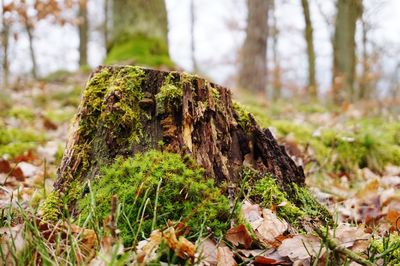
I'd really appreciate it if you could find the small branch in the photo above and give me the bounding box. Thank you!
[314,227,376,266]
[110,195,117,238]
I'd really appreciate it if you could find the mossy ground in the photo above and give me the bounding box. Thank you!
[243,169,330,227]
[76,150,231,246]
[235,91,400,179]
[0,127,46,158]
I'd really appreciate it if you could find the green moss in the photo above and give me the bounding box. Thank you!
[245,172,304,225]
[41,69,73,82]
[40,192,62,222]
[0,128,46,158]
[233,101,251,129]
[291,184,331,223]
[105,35,173,67]
[369,233,400,264]
[77,150,230,246]
[50,86,82,107]
[155,73,184,115]
[80,66,146,144]
[7,106,35,121]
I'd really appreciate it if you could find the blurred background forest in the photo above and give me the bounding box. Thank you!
[1,0,400,107]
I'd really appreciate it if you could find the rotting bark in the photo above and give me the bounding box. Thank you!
[55,65,305,209]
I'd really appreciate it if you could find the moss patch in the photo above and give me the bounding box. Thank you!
[369,233,400,264]
[233,101,251,129]
[105,35,173,67]
[155,73,184,115]
[0,127,46,158]
[77,150,230,245]
[244,170,331,227]
[40,192,62,222]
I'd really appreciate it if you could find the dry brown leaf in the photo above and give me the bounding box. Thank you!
[386,201,400,230]
[0,224,25,264]
[225,224,252,249]
[198,238,218,265]
[278,235,325,262]
[217,246,237,266]
[255,209,288,244]
[0,159,11,173]
[333,224,370,249]
[241,200,262,228]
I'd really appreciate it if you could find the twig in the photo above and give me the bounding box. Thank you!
[314,227,376,266]
[110,195,117,238]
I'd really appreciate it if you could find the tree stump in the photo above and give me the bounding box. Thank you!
[51,65,332,234]
[55,65,305,193]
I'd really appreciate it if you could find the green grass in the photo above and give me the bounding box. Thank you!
[0,127,46,158]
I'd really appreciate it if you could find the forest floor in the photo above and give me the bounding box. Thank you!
[0,70,399,265]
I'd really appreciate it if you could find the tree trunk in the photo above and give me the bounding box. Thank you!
[55,66,307,209]
[238,0,270,96]
[26,23,38,79]
[1,0,9,88]
[78,0,88,67]
[271,0,281,100]
[301,0,317,99]
[190,0,198,72]
[332,0,362,104]
[106,0,171,66]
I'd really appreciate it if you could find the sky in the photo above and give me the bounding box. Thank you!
[4,0,400,96]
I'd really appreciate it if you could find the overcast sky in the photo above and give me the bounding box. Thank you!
[5,0,400,96]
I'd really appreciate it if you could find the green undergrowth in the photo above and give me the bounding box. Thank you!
[369,233,400,264]
[76,150,230,246]
[243,169,331,228]
[0,127,46,158]
[105,35,174,67]
[235,96,400,176]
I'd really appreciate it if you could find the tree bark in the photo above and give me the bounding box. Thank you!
[78,0,88,67]
[238,0,270,96]
[271,0,281,100]
[301,0,317,99]
[332,0,362,104]
[106,0,170,66]
[25,23,38,79]
[1,0,9,88]
[55,66,305,204]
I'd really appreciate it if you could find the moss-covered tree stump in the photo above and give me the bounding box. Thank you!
[50,66,329,242]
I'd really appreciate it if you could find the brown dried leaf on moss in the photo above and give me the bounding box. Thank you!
[225,224,253,249]
[278,234,325,263]
[217,246,237,266]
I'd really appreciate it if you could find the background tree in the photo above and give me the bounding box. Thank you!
[190,0,198,72]
[238,0,270,96]
[78,0,88,67]
[271,0,281,100]
[301,0,317,99]
[1,0,10,88]
[332,0,363,104]
[105,0,172,67]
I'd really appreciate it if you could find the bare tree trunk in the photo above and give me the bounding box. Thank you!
[358,16,370,100]
[238,0,270,96]
[332,0,362,104]
[78,0,89,67]
[301,0,317,99]
[190,0,198,72]
[1,0,9,88]
[103,0,109,52]
[107,0,170,65]
[271,0,281,100]
[25,23,38,79]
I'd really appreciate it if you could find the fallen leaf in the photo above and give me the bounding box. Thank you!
[255,209,288,245]
[198,238,217,265]
[225,224,252,249]
[217,246,236,266]
[0,159,11,173]
[278,234,325,262]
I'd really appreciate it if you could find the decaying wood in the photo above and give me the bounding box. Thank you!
[55,65,305,197]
